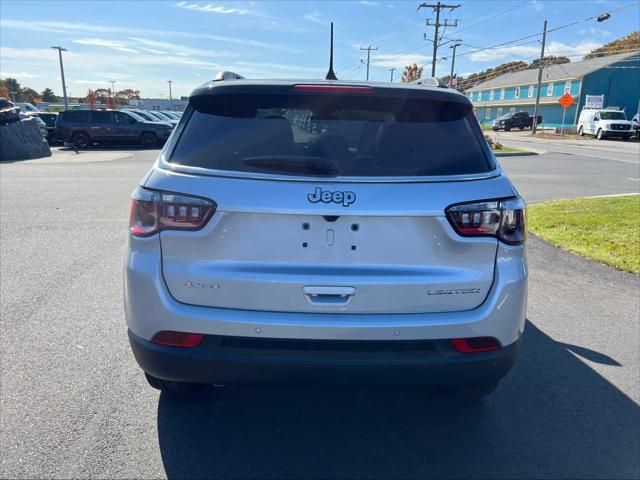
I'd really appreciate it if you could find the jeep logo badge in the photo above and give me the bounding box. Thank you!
[308,187,356,207]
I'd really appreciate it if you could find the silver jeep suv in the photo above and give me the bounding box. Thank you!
[124,79,527,397]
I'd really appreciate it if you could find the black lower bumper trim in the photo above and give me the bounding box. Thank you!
[128,330,521,386]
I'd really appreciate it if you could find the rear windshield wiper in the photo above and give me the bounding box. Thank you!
[242,156,338,176]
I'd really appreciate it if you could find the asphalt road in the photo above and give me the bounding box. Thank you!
[1,146,638,479]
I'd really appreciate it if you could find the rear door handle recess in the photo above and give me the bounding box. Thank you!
[303,286,356,306]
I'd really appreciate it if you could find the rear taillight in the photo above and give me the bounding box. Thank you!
[129,187,216,237]
[446,197,526,245]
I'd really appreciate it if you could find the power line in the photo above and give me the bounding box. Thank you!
[360,45,379,80]
[418,2,460,76]
[454,1,639,60]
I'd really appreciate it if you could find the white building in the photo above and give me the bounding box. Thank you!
[127,97,188,111]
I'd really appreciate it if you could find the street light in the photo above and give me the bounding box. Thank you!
[448,40,463,87]
[167,80,173,111]
[51,46,68,110]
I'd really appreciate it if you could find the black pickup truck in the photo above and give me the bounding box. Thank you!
[492,111,542,131]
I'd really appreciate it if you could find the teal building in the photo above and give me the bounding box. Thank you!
[465,51,640,127]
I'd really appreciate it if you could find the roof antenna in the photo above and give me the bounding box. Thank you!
[325,22,337,80]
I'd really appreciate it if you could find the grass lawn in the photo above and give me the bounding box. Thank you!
[528,195,640,274]
[493,147,529,154]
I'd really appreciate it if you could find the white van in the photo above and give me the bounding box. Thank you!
[577,108,633,140]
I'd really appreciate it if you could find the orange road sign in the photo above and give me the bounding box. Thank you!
[559,93,574,109]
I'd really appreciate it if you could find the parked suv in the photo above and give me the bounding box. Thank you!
[577,108,633,140]
[125,79,528,398]
[55,109,174,148]
[492,111,541,131]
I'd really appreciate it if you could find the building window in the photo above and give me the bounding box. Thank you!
[564,81,571,94]
[546,83,554,96]
[489,90,494,101]
[514,86,521,99]
[485,108,492,120]
[528,85,534,98]
[497,107,503,117]
[499,88,505,100]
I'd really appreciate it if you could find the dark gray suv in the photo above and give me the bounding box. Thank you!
[55,109,174,149]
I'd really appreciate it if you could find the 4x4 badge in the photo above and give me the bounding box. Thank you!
[308,187,356,207]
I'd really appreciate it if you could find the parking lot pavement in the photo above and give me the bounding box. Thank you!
[493,130,640,164]
[498,149,640,203]
[1,149,638,479]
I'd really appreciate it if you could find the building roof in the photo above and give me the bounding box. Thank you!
[467,51,639,91]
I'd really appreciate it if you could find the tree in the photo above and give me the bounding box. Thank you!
[0,78,22,101]
[115,88,140,105]
[85,89,97,109]
[0,83,9,100]
[529,55,570,69]
[584,31,639,59]
[401,63,423,84]
[20,87,42,104]
[40,88,59,102]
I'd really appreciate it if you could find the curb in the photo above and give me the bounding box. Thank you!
[494,151,540,157]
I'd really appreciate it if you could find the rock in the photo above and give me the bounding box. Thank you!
[0,117,52,161]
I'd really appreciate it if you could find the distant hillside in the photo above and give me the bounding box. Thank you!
[584,31,639,59]
[455,32,639,91]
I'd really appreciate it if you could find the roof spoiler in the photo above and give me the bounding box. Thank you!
[410,77,447,88]
[212,71,245,81]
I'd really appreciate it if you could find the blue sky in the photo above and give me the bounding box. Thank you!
[1,0,638,98]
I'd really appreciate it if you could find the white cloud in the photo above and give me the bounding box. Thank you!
[579,27,612,38]
[468,40,604,63]
[0,71,41,79]
[74,80,111,85]
[359,1,379,5]
[72,38,138,53]
[0,19,302,52]
[128,36,237,58]
[371,53,429,68]
[176,1,252,16]
[304,10,330,26]
[531,0,543,12]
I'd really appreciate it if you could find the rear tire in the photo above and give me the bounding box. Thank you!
[518,126,524,130]
[596,128,604,140]
[72,131,91,149]
[144,372,199,392]
[578,126,584,136]
[455,382,499,398]
[504,126,511,132]
[140,132,158,148]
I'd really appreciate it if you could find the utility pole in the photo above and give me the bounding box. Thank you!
[449,41,462,84]
[51,46,68,110]
[110,80,116,106]
[167,80,173,110]
[10,91,17,102]
[531,20,547,135]
[389,68,396,82]
[419,2,460,77]
[360,45,378,81]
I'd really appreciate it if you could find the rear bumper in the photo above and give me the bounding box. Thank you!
[129,329,521,386]
[124,235,527,346]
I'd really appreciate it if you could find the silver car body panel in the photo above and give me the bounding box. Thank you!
[124,234,527,345]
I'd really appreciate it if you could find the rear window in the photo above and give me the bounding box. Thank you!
[62,111,89,123]
[170,93,493,177]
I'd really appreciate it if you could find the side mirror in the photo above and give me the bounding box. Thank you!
[593,116,599,121]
